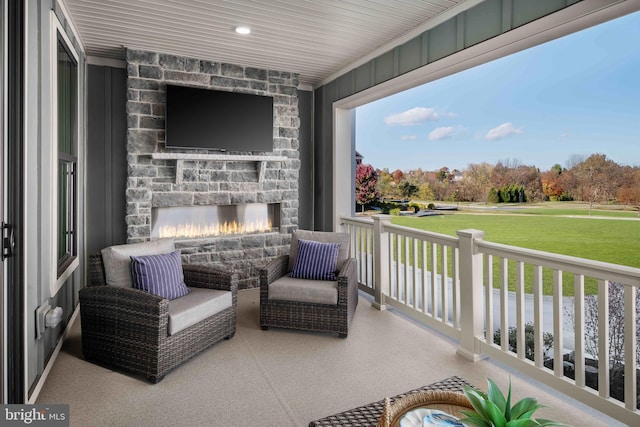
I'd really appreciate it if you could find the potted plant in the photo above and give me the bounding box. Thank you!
[460,378,567,427]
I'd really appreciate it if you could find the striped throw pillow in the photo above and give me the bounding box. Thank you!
[130,250,190,300]
[289,239,340,281]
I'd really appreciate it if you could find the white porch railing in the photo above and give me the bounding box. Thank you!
[341,214,640,426]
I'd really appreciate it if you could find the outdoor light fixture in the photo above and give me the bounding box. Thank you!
[235,26,251,35]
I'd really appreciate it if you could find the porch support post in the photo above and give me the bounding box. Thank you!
[372,215,391,310]
[456,229,486,362]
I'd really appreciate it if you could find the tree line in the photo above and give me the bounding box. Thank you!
[355,153,640,210]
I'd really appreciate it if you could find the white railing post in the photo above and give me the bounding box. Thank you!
[372,215,391,310]
[624,284,637,411]
[456,229,486,362]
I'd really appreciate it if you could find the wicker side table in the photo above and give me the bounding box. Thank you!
[308,376,472,427]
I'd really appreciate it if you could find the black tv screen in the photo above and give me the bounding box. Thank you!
[165,85,274,152]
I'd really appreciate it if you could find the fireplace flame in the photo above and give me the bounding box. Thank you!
[158,218,273,240]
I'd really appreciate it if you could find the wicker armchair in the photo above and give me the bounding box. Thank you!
[79,253,238,383]
[259,231,358,337]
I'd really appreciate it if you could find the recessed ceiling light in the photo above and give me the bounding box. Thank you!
[235,26,251,35]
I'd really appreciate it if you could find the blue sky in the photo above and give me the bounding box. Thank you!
[356,11,640,173]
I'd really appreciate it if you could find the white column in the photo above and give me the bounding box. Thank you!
[333,107,354,231]
[456,229,486,362]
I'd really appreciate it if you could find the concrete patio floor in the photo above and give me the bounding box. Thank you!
[35,288,621,426]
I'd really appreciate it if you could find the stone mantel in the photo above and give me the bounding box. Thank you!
[150,153,289,184]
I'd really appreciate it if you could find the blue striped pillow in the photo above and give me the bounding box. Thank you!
[290,239,340,281]
[130,250,190,300]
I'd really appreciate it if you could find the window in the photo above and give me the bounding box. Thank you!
[55,33,78,278]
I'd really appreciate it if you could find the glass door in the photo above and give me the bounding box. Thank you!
[0,0,7,404]
[3,0,24,403]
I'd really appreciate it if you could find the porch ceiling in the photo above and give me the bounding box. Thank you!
[60,0,476,87]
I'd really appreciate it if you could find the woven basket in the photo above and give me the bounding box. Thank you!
[377,390,473,427]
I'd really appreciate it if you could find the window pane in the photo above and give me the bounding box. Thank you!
[56,34,78,276]
[57,38,76,156]
[58,160,71,262]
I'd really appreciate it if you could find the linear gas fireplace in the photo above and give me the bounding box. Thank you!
[151,203,281,240]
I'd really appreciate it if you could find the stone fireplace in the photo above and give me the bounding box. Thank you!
[125,49,300,288]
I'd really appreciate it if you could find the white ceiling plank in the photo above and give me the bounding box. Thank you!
[61,0,469,86]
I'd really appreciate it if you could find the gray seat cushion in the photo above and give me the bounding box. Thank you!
[268,275,338,305]
[168,287,233,335]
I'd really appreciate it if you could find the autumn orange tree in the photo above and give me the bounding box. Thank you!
[355,163,379,211]
[541,164,565,200]
[363,152,639,207]
[568,154,620,214]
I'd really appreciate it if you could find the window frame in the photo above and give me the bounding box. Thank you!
[50,13,80,293]
[57,153,77,274]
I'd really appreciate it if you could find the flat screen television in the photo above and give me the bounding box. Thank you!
[165,84,274,152]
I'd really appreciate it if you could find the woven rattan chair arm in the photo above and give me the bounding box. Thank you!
[80,285,167,315]
[258,255,288,308]
[258,255,289,286]
[338,257,357,280]
[337,257,357,307]
[88,252,107,286]
[79,286,169,341]
[183,264,238,293]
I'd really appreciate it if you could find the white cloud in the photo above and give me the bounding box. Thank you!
[428,127,455,141]
[485,122,523,140]
[401,135,417,141]
[384,107,439,126]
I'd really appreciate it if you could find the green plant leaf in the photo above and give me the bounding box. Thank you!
[464,388,494,421]
[505,380,512,420]
[464,388,490,416]
[458,414,492,427]
[464,385,488,401]
[535,418,570,426]
[462,379,564,427]
[504,420,539,427]
[483,400,508,427]
[519,408,544,420]
[487,379,508,415]
[510,398,542,419]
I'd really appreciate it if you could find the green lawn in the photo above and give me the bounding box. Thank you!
[487,207,637,218]
[390,213,640,295]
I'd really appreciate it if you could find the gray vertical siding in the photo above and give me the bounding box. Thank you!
[313,84,336,231]
[298,89,313,230]
[86,65,128,255]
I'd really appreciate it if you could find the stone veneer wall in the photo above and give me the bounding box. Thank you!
[125,49,300,288]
